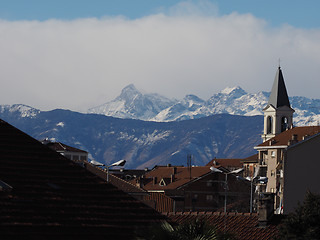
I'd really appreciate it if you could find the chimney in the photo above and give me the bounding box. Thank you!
[258,193,275,227]
[302,134,310,140]
[288,134,299,146]
[153,177,157,185]
[173,167,177,174]
[292,134,298,141]
[136,178,143,188]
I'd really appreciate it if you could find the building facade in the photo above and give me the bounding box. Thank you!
[255,66,320,214]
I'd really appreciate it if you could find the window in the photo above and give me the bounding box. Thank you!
[267,116,273,134]
[271,170,275,177]
[207,180,213,187]
[206,195,213,201]
[271,151,275,157]
[159,179,166,186]
[281,117,288,132]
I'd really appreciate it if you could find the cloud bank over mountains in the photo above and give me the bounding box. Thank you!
[1,1,319,112]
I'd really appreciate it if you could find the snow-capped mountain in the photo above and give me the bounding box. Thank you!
[88,84,320,126]
[88,84,177,120]
[0,104,40,118]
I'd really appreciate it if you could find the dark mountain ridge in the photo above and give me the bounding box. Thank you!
[0,107,263,169]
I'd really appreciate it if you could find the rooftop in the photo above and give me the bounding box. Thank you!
[0,119,163,239]
[256,126,320,148]
[134,165,213,191]
[164,211,282,240]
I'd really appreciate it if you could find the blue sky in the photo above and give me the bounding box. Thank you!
[1,0,319,28]
[1,0,320,111]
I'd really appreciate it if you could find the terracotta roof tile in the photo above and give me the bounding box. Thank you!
[257,126,320,147]
[164,211,281,240]
[143,192,174,212]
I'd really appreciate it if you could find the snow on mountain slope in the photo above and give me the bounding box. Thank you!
[89,85,320,126]
[88,84,177,120]
[0,104,40,118]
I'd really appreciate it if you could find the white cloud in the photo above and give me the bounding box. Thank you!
[0,1,320,112]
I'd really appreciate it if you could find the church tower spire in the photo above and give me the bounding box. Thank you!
[262,66,295,142]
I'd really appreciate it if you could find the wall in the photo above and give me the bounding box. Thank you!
[284,134,320,214]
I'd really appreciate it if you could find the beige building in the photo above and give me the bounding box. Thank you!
[254,66,320,214]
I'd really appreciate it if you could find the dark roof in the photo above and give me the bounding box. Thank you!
[0,119,163,239]
[45,141,88,153]
[241,154,259,163]
[85,162,147,194]
[164,212,282,240]
[206,158,243,169]
[134,166,212,191]
[266,67,291,109]
[257,126,320,147]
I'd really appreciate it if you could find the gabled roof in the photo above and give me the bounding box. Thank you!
[0,119,163,239]
[164,212,282,240]
[135,166,212,191]
[256,126,320,148]
[266,67,291,109]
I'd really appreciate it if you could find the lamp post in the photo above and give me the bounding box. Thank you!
[210,167,244,213]
[90,159,126,182]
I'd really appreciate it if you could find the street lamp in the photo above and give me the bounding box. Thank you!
[210,167,244,213]
[90,159,126,182]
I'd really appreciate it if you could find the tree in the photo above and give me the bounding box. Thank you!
[277,191,320,239]
[135,218,237,240]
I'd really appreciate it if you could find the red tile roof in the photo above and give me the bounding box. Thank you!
[206,158,243,169]
[257,126,320,147]
[0,119,164,239]
[143,192,175,213]
[241,154,259,163]
[164,211,282,240]
[135,166,212,191]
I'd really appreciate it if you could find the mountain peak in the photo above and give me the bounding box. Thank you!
[220,86,246,95]
[119,84,142,101]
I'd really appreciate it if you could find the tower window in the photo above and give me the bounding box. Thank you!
[281,117,288,132]
[267,116,273,134]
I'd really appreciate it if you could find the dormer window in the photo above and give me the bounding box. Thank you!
[159,179,166,186]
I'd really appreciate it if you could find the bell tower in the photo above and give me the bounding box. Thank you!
[261,66,294,142]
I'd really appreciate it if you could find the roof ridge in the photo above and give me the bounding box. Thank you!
[86,161,147,193]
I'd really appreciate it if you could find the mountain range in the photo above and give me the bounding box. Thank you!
[0,85,319,169]
[0,106,262,169]
[88,84,320,126]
